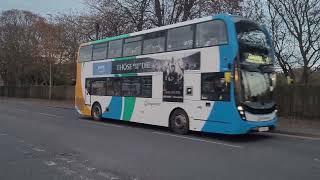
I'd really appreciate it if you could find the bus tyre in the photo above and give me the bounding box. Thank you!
[91,103,102,121]
[170,109,189,134]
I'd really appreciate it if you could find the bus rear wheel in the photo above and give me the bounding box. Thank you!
[169,109,189,134]
[91,103,102,121]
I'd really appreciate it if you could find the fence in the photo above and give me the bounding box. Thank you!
[0,86,74,100]
[274,85,320,119]
[0,85,319,119]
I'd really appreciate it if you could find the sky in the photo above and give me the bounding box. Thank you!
[0,0,87,16]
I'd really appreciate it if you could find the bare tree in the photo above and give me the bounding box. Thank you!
[0,10,83,86]
[268,0,320,84]
[241,0,266,23]
[85,0,151,34]
[204,0,242,16]
[0,10,46,86]
[152,0,241,27]
[266,1,297,82]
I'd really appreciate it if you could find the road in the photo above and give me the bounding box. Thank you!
[0,99,319,180]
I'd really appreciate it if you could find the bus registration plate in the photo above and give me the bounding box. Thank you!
[258,127,269,132]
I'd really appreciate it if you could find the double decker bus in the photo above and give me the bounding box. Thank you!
[75,14,277,135]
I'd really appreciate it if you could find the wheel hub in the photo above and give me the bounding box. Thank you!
[174,114,187,128]
[93,107,101,118]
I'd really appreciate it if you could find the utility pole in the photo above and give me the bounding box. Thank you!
[47,13,53,100]
[49,61,52,100]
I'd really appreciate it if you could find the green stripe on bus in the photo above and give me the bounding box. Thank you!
[114,56,136,61]
[123,97,136,121]
[115,73,138,77]
[90,34,130,45]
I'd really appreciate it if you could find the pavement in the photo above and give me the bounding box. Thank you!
[0,97,320,179]
[275,117,320,137]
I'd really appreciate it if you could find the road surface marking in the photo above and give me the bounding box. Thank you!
[86,167,96,171]
[152,132,243,149]
[58,157,69,161]
[32,147,46,152]
[315,158,320,162]
[97,172,120,180]
[38,112,63,118]
[0,133,8,136]
[16,108,64,119]
[44,161,57,166]
[265,132,320,141]
[16,108,28,112]
[80,119,124,128]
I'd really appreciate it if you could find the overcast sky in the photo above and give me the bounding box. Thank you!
[0,0,86,16]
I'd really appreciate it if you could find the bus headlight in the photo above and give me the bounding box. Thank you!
[237,106,244,111]
[237,106,246,119]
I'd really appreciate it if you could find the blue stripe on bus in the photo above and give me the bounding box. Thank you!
[213,14,239,71]
[102,96,122,120]
[202,14,240,133]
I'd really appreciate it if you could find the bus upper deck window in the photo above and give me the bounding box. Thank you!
[167,25,194,51]
[196,20,227,48]
[143,31,165,54]
[92,43,108,60]
[79,45,92,62]
[108,39,123,58]
[123,36,142,57]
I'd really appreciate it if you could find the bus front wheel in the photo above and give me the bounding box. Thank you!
[91,103,102,121]
[169,109,189,134]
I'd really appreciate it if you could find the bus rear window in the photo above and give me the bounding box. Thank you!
[79,45,92,62]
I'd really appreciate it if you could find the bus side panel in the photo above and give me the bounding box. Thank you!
[128,74,170,127]
[90,95,112,118]
[75,62,91,116]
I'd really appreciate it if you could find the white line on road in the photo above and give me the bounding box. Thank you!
[16,108,64,119]
[86,167,96,171]
[97,171,120,180]
[265,132,320,141]
[152,131,243,149]
[44,161,57,166]
[38,112,63,118]
[32,147,46,152]
[0,133,8,136]
[80,119,124,128]
[16,108,28,112]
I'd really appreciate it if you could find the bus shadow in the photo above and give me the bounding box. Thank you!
[78,116,273,143]
[190,131,273,144]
